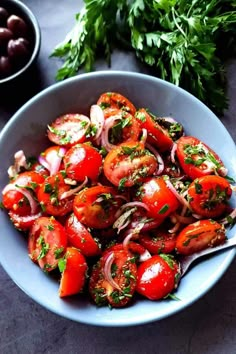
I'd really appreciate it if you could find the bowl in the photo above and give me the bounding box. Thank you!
[0,0,41,84]
[0,71,235,327]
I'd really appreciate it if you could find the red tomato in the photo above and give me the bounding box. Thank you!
[97,92,136,116]
[103,241,146,258]
[65,213,101,257]
[136,254,179,300]
[47,113,90,147]
[2,171,44,215]
[89,249,137,307]
[28,216,67,271]
[176,136,224,180]
[139,228,177,254]
[175,219,226,255]
[103,108,141,143]
[31,162,50,177]
[188,175,232,218]
[59,247,88,297]
[103,141,158,188]
[135,108,173,152]
[73,185,121,229]
[37,173,74,216]
[137,177,180,220]
[64,143,102,182]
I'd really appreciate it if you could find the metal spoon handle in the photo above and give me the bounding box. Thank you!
[180,235,236,276]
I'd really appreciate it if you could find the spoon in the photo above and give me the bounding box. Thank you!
[178,235,236,277]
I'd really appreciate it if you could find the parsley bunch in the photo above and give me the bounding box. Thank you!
[51,0,236,115]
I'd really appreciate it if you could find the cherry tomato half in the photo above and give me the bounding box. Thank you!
[64,143,102,182]
[37,172,74,216]
[97,92,136,116]
[89,249,137,307]
[139,228,177,254]
[188,175,232,218]
[136,254,180,300]
[175,219,226,255]
[176,136,224,180]
[65,213,101,257]
[28,216,67,271]
[135,108,173,152]
[103,141,157,188]
[137,177,180,220]
[73,185,121,229]
[2,171,44,216]
[59,247,88,297]
[47,113,90,147]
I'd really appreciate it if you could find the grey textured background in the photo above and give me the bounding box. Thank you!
[0,1,236,353]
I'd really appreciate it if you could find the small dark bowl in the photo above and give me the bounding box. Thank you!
[0,0,41,84]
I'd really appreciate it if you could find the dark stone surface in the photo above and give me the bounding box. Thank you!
[0,1,235,353]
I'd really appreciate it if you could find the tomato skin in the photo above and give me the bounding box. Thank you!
[89,249,137,307]
[64,143,102,182]
[139,229,176,254]
[37,173,73,217]
[2,171,44,215]
[138,177,180,220]
[103,141,158,188]
[176,136,224,180]
[65,213,101,257]
[28,216,67,271]
[59,247,88,297]
[97,92,136,116]
[135,108,173,152]
[47,113,90,147]
[73,185,121,229]
[175,219,226,255]
[188,175,232,218]
[136,255,178,300]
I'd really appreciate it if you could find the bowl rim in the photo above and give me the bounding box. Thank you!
[0,0,41,84]
[0,70,235,327]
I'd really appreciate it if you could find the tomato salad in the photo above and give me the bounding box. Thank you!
[1,92,236,307]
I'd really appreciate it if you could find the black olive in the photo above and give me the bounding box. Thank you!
[0,56,12,78]
[7,38,30,66]
[0,7,9,27]
[0,27,13,46]
[7,15,28,37]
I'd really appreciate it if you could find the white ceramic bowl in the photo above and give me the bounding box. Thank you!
[0,71,235,326]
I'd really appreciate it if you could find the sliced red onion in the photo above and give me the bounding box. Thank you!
[140,128,148,144]
[217,166,228,177]
[115,202,150,219]
[2,184,38,215]
[139,249,152,262]
[165,179,190,210]
[145,143,164,175]
[38,155,51,171]
[161,117,178,124]
[103,252,121,291]
[38,147,66,176]
[114,194,129,202]
[49,147,66,176]
[101,115,121,151]
[113,207,137,234]
[220,208,236,225]
[123,233,134,250]
[59,177,88,200]
[168,222,181,234]
[170,143,177,164]
[7,150,28,178]
[173,212,196,224]
[90,105,105,142]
